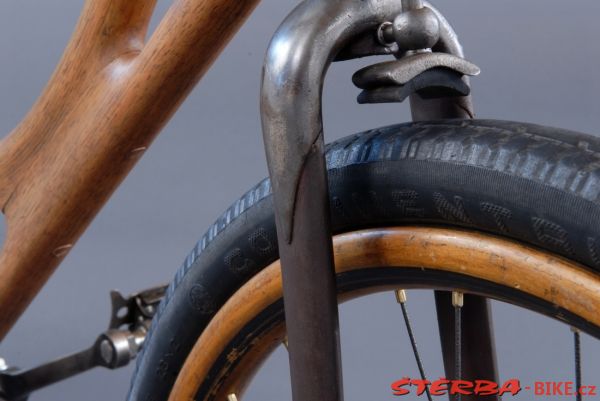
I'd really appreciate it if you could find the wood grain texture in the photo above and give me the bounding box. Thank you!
[169,227,600,401]
[0,0,260,339]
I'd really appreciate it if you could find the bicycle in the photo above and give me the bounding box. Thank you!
[1,0,593,398]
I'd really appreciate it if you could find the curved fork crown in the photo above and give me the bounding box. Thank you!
[260,0,467,242]
[260,2,473,401]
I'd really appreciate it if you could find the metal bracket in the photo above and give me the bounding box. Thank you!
[0,285,166,401]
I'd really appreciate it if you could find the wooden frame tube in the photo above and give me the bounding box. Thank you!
[0,0,260,340]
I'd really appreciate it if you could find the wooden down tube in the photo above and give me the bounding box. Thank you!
[0,0,260,340]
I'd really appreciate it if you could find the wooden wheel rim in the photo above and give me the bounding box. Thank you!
[167,226,600,401]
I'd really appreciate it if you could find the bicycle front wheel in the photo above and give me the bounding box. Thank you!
[128,119,600,400]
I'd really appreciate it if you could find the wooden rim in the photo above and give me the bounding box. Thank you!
[167,226,600,400]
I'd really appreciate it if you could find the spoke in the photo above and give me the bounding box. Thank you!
[434,292,499,401]
[395,289,433,401]
[452,292,463,401]
[572,327,582,401]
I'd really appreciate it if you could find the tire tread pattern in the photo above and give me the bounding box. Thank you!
[128,119,600,400]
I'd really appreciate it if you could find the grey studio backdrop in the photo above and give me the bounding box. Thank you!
[1,1,600,400]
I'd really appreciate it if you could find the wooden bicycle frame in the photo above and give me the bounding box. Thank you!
[0,0,261,341]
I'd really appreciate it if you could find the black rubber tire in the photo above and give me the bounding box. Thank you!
[127,119,600,401]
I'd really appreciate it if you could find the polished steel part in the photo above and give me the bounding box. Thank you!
[402,0,424,9]
[0,285,166,401]
[260,2,473,401]
[355,3,479,107]
[377,21,396,47]
[390,7,440,50]
[261,0,468,243]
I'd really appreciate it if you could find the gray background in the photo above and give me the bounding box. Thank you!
[1,1,600,400]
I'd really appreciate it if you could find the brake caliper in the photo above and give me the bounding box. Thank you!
[344,3,480,104]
